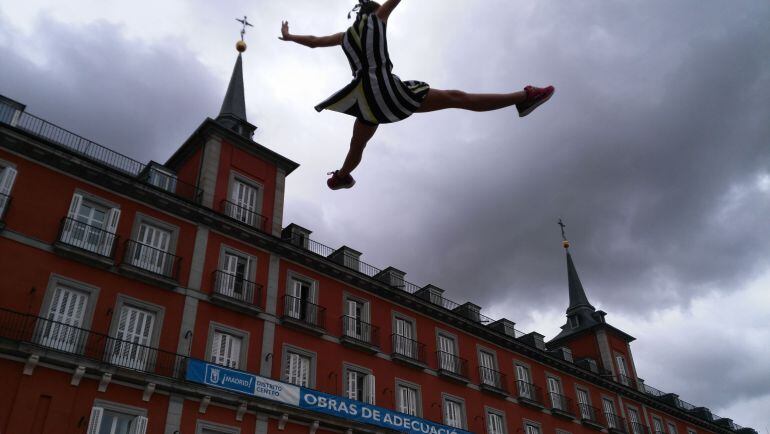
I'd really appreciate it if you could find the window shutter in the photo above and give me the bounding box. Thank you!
[211,332,223,364]
[86,406,103,434]
[100,208,120,255]
[0,166,17,196]
[67,194,83,218]
[133,415,148,434]
[365,374,375,404]
[347,371,357,400]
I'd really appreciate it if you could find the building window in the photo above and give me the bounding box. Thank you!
[628,407,643,434]
[524,421,541,434]
[129,221,173,276]
[396,381,420,416]
[485,408,506,434]
[86,404,147,434]
[437,332,459,373]
[215,248,257,304]
[616,354,631,385]
[61,192,121,256]
[546,376,564,410]
[282,345,315,387]
[196,420,240,434]
[209,330,243,369]
[515,363,534,399]
[667,423,678,434]
[285,273,319,324]
[569,315,580,329]
[343,297,371,342]
[144,165,177,193]
[109,304,157,371]
[687,429,697,434]
[478,349,500,388]
[0,162,17,219]
[226,174,264,229]
[652,417,665,434]
[603,398,618,429]
[442,395,466,429]
[38,284,89,352]
[344,365,375,404]
[576,388,593,420]
[393,315,417,358]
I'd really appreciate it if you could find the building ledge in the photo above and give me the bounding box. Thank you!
[118,263,178,289]
[479,383,510,398]
[517,396,546,410]
[609,427,628,434]
[339,336,379,355]
[550,408,576,420]
[280,316,325,336]
[580,419,605,431]
[391,353,428,370]
[437,369,470,385]
[53,242,115,269]
[210,293,262,316]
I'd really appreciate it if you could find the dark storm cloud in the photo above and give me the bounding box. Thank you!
[308,0,770,325]
[0,14,222,164]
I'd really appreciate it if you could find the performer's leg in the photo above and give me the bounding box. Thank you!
[417,89,527,112]
[339,119,379,177]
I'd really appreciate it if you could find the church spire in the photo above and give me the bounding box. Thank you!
[558,219,595,315]
[216,16,257,139]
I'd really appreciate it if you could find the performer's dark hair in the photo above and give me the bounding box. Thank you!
[360,1,381,14]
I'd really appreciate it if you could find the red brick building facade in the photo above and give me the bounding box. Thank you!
[0,48,756,434]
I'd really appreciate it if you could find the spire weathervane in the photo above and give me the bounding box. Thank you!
[236,16,253,41]
[558,218,570,249]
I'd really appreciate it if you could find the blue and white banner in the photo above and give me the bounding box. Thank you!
[186,360,472,434]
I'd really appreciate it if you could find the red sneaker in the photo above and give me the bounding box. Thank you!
[517,85,555,117]
[327,171,356,190]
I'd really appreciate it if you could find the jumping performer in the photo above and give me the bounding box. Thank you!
[279,0,555,190]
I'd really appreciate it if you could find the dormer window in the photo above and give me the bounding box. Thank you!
[140,163,178,194]
[569,315,580,329]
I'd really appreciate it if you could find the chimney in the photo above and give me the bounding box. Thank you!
[415,284,445,306]
[452,302,482,323]
[281,223,313,249]
[329,246,362,272]
[375,267,406,289]
[487,319,518,338]
[518,332,546,350]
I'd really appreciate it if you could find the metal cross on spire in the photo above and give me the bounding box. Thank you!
[558,218,567,241]
[236,16,253,41]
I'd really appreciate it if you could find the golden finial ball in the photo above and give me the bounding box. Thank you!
[562,240,570,249]
[236,40,247,52]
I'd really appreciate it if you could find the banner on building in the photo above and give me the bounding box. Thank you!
[186,359,472,434]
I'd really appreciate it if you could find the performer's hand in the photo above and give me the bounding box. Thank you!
[279,21,291,41]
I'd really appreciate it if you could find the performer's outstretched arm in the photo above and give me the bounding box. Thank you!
[279,21,343,48]
[376,0,402,22]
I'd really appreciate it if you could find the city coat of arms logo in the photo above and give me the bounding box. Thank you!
[209,367,221,384]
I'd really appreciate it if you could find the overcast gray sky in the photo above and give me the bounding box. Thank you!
[1,0,768,428]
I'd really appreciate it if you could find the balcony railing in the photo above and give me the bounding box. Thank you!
[548,391,574,414]
[282,295,326,329]
[123,240,181,280]
[0,102,202,203]
[221,200,268,233]
[57,217,119,258]
[0,307,186,379]
[391,334,426,364]
[577,403,604,424]
[617,373,636,388]
[341,315,379,346]
[436,351,468,378]
[516,380,543,404]
[479,366,508,392]
[0,193,10,222]
[605,414,627,432]
[641,383,666,398]
[630,422,650,434]
[212,270,262,308]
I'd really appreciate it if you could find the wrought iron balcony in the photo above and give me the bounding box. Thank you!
[340,315,380,348]
[617,373,636,388]
[211,270,262,308]
[435,351,469,380]
[391,334,427,366]
[0,193,10,223]
[548,392,575,418]
[123,239,181,280]
[282,295,326,331]
[630,422,650,434]
[478,366,508,394]
[605,414,628,433]
[577,403,606,429]
[516,380,544,407]
[0,307,186,379]
[221,199,268,233]
[56,217,119,258]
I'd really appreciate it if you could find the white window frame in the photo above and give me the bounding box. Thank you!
[667,422,678,434]
[523,420,541,434]
[546,374,564,410]
[478,347,500,388]
[227,171,264,227]
[575,386,593,420]
[615,354,630,385]
[514,361,533,399]
[217,245,258,302]
[62,191,121,256]
[343,293,371,341]
[206,322,249,370]
[107,295,164,371]
[392,312,417,359]
[436,330,459,373]
[87,400,148,434]
[603,397,618,429]
[628,406,643,434]
[281,344,316,388]
[0,160,18,219]
[37,275,100,353]
[285,271,318,322]
[395,379,421,417]
[485,407,507,434]
[343,363,376,404]
[652,416,665,434]
[441,394,466,429]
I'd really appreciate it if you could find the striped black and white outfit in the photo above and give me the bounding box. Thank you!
[315,13,430,125]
